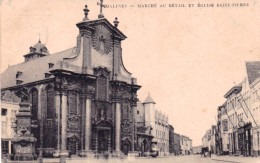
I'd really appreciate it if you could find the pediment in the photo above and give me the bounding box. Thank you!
[76,18,127,40]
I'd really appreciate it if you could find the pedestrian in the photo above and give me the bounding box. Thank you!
[209,151,211,158]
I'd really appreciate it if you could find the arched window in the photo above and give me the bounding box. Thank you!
[31,88,38,120]
[46,85,55,119]
[68,91,77,115]
[97,75,107,101]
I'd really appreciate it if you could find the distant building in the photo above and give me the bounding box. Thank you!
[192,146,202,154]
[180,135,192,155]
[136,93,169,156]
[173,133,181,155]
[1,100,20,155]
[202,125,216,153]
[215,61,260,157]
[169,125,174,154]
[216,103,229,155]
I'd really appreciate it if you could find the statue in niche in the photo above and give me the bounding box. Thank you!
[100,108,106,120]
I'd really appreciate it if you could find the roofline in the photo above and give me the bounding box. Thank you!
[76,18,127,40]
[1,77,54,91]
[224,86,242,98]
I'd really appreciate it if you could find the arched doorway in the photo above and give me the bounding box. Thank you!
[98,130,108,153]
[67,135,80,155]
[143,139,148,152]
[121,138,131,155]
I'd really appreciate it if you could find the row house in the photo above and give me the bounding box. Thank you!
[215,61,260,157]
[216,103,229,155]
[180,135,192,155]
[135,94,169,156]
[173,133,181,155]
[202,125,216,153]
[1,100,19,156]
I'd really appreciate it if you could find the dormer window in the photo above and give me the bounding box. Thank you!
[45,73,52,78]
[48,63,54,68]
[30,47,36,53]
[16,80,23,85]
[16,71,23,78]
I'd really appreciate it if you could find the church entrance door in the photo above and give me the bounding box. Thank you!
[121,139,131,155]
[98,130,108,153]
[67,135,80,155]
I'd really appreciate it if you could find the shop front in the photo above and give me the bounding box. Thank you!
[238,122,252,156]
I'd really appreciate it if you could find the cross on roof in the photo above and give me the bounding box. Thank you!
[38,32,41,42]
[97,0,105,18]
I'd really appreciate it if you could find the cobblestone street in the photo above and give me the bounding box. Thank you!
[64,155,260,163]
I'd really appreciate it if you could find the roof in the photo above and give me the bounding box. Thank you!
[143,93,156,104]
[31,40,49,54]
[1,47,76,89]
[76,18,127,40]
[246,61,260,85]
[224,86,242,98]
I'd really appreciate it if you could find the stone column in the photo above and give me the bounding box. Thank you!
[115,103,121,153]
[85,97,91,152]
[79,93,86,156]
[54,92,61,156]
[131,105,137,152]
[60,92,68,157]
[37,85,43,159]
[8,141,11,154]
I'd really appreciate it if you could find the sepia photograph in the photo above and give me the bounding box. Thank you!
[1,0,260,162]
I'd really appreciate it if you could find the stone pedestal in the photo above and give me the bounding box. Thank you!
[12,103,37,161]
[128,151,139,157]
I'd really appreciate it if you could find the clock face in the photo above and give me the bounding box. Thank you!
[92,25,113,55]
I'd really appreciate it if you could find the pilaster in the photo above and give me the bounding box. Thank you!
[115,102,121,153]
[60,91,68,157]
[54,91,61,157]
[37,85,43,158]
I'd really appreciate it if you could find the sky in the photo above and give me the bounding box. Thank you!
[1,0,260,146]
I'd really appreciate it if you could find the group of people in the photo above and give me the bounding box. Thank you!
[201,148,212,158]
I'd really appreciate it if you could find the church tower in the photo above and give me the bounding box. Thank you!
[143,93,156,127]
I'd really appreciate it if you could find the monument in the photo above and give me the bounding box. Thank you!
[12,103,37,161]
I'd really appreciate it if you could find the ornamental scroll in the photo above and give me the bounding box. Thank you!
[68,116,80,130]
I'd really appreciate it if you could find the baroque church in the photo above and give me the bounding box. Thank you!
[1,5,141,157]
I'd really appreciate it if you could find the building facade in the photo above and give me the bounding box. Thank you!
[216,103,229,155]
[169,125,174,154]
[173,133,181,155]
[192,146,202,154]
[1,101,20,156]
[180,135,192,155]
[249,63,260,156]
[202,125,216,153]
[1,5,141,157]
[215,61,260,157]
[135,94,169,156]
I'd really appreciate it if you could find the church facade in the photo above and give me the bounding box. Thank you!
[1,5,140,157]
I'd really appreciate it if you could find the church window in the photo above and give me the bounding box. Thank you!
[68,91,77,115]
[45,73,52,78]
[1,108,7,116]
[137,110,139,114]
[48,63,54,68]
[16,80,23,85]
[97,75,107,101]
[16,71,23,78]
[31,88,38,120]
[46,85,55,119]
